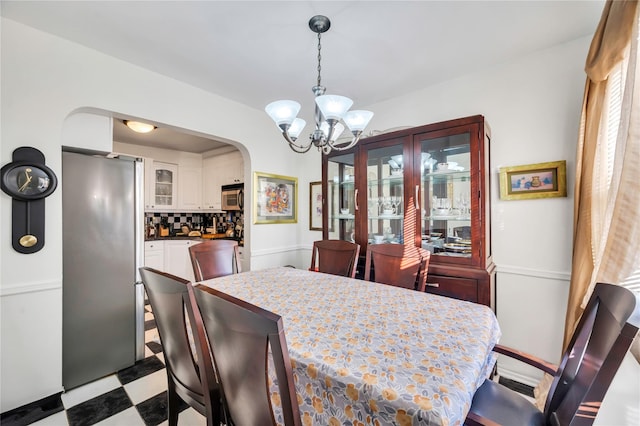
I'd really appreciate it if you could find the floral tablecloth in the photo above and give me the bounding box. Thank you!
[200,267,500,426]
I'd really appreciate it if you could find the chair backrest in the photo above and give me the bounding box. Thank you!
[309,239,361,278]
[364,244,430,292]
[193,284,301,426]
[544,282,640,425]
[189,239,241,281]
[138,267,221,424]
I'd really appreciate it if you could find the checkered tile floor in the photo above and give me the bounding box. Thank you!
[4,300,206,426]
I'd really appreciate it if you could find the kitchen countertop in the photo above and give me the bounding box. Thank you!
[146,234,243,246]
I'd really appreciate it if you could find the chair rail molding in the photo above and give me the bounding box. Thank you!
[251,244,309,258]
[496,264,571,282]
[0,279,61,297]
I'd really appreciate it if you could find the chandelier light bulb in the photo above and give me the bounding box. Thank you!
[320,121,345,142]
[343,110,374,132]
[315,95,353,121]
[265,100,301,127]
[288,118,307,139]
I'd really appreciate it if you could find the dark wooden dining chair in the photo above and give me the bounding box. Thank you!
[193,284,302,426]
[139,267,223,426]
[364,244,430,291]
[189,239,241,281]
[466,282,640,426]
[309,239,361,278]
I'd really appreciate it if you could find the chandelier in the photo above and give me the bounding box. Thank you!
[265,15,374,154]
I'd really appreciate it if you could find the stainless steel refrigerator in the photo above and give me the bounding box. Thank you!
[62,150,145,390]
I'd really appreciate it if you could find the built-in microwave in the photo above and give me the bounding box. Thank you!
[221,183,244,211]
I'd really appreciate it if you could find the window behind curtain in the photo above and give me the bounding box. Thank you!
[604,57,640,295]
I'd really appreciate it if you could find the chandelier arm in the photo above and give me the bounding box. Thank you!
[326,131,363,151]
[324,119,338,143]
[282,131,314,153]
[289,141,314,153]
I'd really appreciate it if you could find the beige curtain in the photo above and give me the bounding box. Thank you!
[567,0,639,344]
[535,0,639,409]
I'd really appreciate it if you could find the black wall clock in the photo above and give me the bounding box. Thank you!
[1,147,58,253]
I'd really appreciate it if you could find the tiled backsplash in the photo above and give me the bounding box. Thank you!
[145,211,243,233]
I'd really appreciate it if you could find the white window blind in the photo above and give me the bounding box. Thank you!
[604,33,639,297]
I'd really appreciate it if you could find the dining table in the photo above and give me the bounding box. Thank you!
[198,266,501,426]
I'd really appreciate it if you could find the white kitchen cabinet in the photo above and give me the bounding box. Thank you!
[164,240,197,282]
[178,166,202,210]
[202,156,222,210]
[144,241,165,270]
[237,246,249,272]
[147,161,178,210]
[220,151,244,185]
[144,158,154,210]
[202,151,243,211]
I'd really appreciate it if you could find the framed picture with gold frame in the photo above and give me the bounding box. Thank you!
[499,160,567,200]
[254,172,298,224]
[309,181,323,230]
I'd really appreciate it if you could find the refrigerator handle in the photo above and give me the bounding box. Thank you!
[135,159,145,283]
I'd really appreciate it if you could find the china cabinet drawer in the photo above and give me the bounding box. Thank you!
[424,274,478,303]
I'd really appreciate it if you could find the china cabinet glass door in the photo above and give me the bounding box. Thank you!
[366,143,405,245]
[416,128,473,261]
[327,152,356,242]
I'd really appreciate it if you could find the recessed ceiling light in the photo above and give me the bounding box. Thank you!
[124,120,156,133]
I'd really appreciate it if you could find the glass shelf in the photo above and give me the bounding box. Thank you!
[423,171,470,182]
[370,214,403,220]
[334,214,355,220]
[425,214,471,221]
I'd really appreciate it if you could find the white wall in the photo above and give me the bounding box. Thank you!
[0,18,315,412]
[2,16,636,423]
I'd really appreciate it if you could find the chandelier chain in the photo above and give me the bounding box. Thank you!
[316,32,322,87]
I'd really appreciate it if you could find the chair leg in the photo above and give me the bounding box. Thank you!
[205,393,222,426]
[167,378,179,426]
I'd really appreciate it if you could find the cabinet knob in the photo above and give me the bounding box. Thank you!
[425,282,440,288]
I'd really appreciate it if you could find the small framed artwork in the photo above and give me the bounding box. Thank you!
[254,172,298,224]
[499,160,567,200]
[309,181,323,231]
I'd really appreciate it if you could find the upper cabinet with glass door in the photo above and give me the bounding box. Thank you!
[412,118,494,307]
[325,152,356,243]
[416,129,474,262]
[146,161,178,210]
[363,137,409,246]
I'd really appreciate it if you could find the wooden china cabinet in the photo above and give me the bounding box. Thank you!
[322,115,495,308]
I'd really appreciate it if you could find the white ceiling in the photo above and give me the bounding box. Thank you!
[1,0,604,153]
